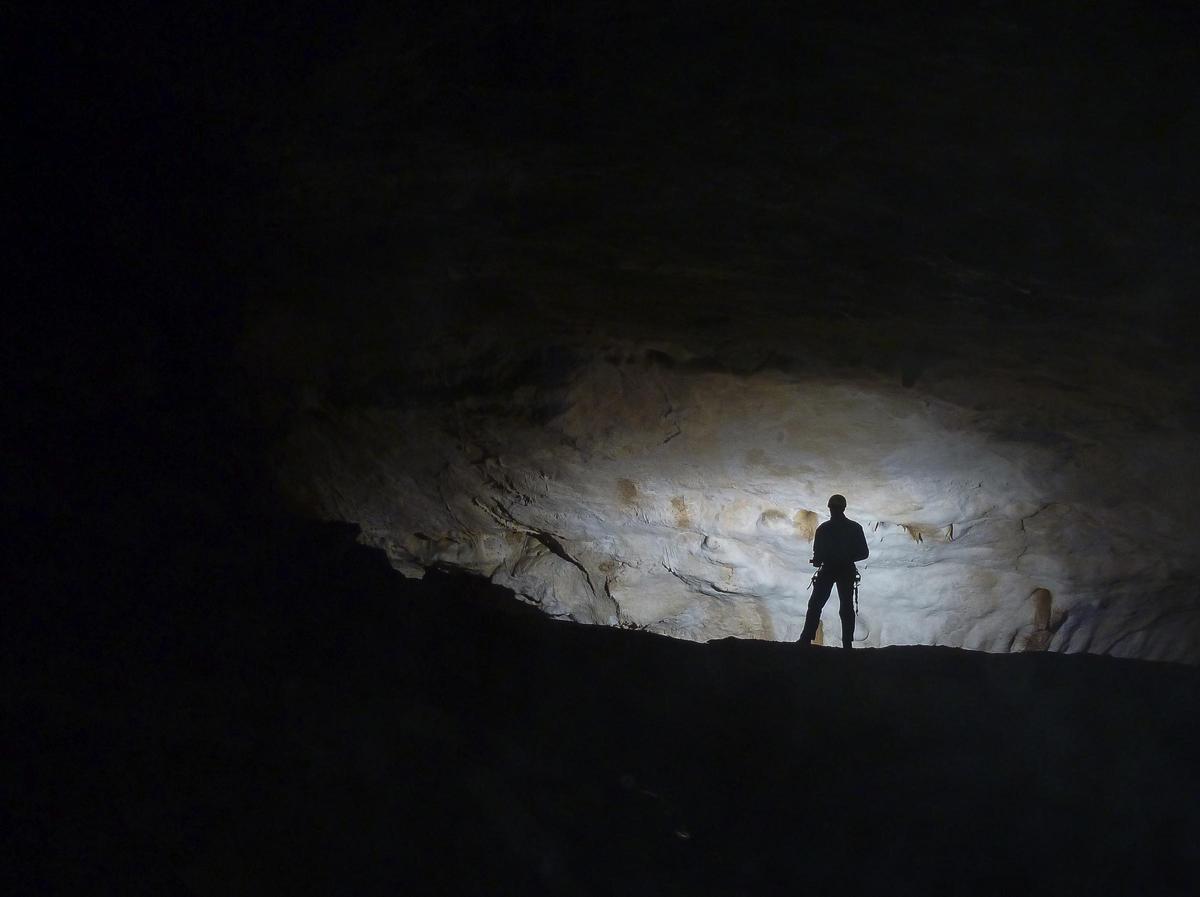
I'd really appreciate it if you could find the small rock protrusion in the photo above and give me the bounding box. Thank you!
[793,509,819,542]
[671,496,692,529]
[1032,588,1052,631]
[1022,587,1063,652]
[617,478,639,506]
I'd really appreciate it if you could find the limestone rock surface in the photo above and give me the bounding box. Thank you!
[263,310,1200,664]
[241,2,1200,664]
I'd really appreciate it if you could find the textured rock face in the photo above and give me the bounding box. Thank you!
[267,315,1200,663]
[241,3,1200,663]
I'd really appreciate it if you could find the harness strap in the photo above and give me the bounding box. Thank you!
[809,565,862,614]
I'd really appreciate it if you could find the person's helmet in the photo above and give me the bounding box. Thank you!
[827,494,847,511]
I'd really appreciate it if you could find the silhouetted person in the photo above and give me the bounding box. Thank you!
[798,494,869,649]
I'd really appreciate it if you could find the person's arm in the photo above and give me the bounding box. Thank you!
[853,523,869,562]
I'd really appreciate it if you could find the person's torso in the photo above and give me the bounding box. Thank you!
[816,517,863,566]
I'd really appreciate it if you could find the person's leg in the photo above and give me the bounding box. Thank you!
[799,573,834,643]
[835,576,856,649]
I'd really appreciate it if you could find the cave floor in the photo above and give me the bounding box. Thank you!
[10,517,1199,896]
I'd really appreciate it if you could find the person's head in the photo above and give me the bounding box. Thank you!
[827,494,847,515]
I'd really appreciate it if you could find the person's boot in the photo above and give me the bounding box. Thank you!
[843,639,853,650]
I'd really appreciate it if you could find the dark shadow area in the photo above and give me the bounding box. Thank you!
[9,503,1200,895]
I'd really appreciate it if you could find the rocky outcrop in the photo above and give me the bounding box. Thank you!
[268,317,1200,663]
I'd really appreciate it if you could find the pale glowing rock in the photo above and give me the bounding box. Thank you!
[275,342,1200,664]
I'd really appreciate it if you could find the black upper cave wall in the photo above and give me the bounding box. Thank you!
[13,0,1200,577]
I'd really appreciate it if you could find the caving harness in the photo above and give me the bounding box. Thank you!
[807,564,862,615]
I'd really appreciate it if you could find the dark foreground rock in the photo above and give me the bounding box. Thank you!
[9,514,1198,896]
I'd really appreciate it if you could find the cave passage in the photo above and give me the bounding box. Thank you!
[17,1,1200,893]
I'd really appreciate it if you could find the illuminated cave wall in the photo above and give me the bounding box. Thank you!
[272,330,1200,664]
[238,1,1200,665]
